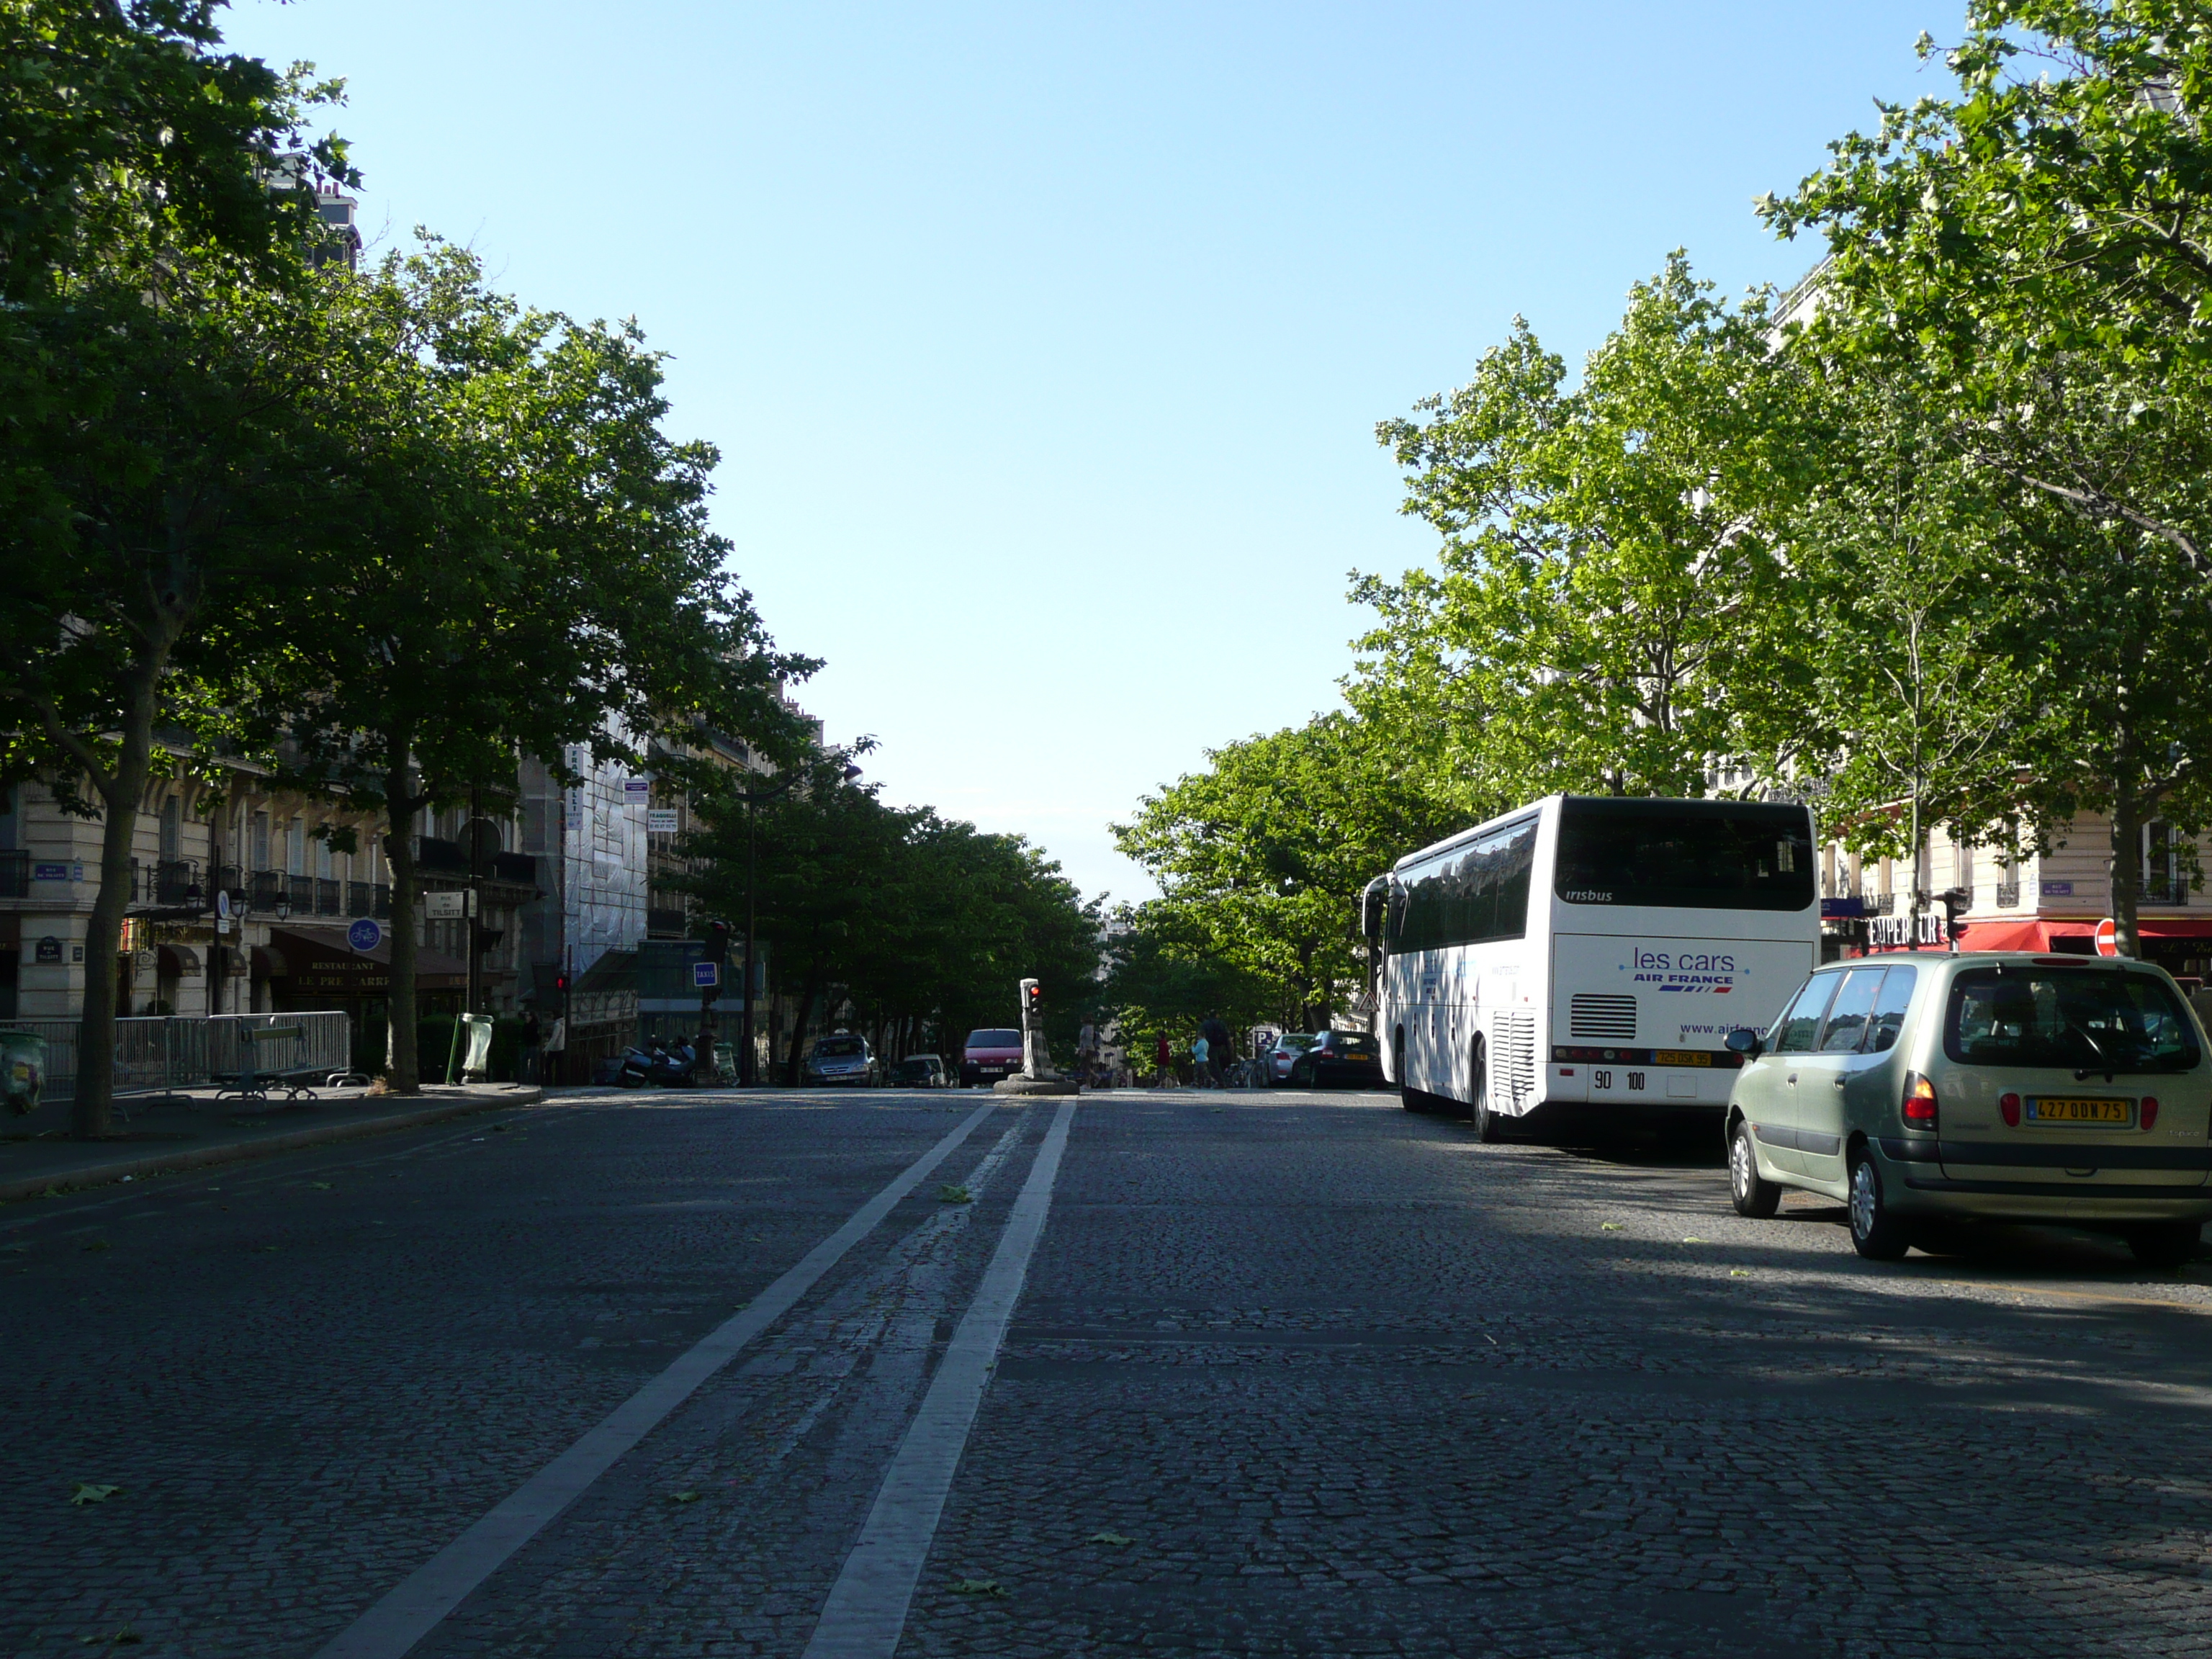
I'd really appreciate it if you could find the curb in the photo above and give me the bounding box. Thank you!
[0,1087,545,1202]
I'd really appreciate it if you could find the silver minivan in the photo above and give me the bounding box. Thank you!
[1722,950,2212,1263]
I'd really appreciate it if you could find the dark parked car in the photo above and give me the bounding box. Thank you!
[1287,1030,1386,1089]
[961,1028,1023,1087]
[893,1055,949,1088]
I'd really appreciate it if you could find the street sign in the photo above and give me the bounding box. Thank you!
[348,917,384,953]
[648,809,680,834]
[35,937,60,964]
[2095,917,2120,957]
[425,891,476,920]
[692,961,720,989]
[216,889,232,920]
[624,778,651,803]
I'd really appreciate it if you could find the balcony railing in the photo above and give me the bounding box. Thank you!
[0,850,26,898]
[346,880,392,919]
[1995,882,2021,909]
[315,877,343,915]
[287,874,315,914]
[248,870,284,912]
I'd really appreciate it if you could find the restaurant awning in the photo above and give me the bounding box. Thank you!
[1956,918,2212,952]
[266,926,468,994]
[157,944,201,976]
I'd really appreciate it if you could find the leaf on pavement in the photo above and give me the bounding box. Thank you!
[1730,1269,1752,1278]
[81,1239,111,1253]
[1599,1223,1623,1231]
[667,1491,703,1503]
[937,1184,973,1204]
[78,1630,140,1647]
[70,1483,122,1506]
[1087,1531,1133,1547]
[1681,1236,1708,1245]
[948,1578,1007,1597]
[310,1182,332,1190]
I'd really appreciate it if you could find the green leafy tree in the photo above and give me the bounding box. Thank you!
[0,0,350,1133]
[1112,713,1461,1030]
[248,242,811,1090]
[1356,256,1809,806]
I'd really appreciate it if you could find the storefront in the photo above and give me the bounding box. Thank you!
[1954,917,2212,989]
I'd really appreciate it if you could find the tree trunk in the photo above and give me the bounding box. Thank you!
[72,662,162,1139]
[783,972,822,1085]
[383,743,423,1092]
[2110,753,2143,961]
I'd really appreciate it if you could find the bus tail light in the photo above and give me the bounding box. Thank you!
[2000,1092,2020,1128]
[1902,1072,1939,1130]
[2141,1095,2160,1131]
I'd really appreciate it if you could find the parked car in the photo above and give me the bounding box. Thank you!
[1264,1032,1320,1086]
[1286,1030,1387,1089]
[1724,950,2212,1264]
[802,1033,879,1087]
[961,1028,1023,1087]
[892,1054,949,1089]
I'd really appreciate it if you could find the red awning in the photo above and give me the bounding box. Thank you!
[1956,918,2212,952]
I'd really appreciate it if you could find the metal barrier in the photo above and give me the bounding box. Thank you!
[6,1012,351,1103]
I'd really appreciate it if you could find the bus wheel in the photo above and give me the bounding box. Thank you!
[1470,1038,1505,1144]
[1395,1030,1423,1113]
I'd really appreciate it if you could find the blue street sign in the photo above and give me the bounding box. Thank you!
[348,917,384,954]
[692,961,720,989]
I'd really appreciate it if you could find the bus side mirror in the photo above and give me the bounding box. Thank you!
[1724,1028,1763,1058]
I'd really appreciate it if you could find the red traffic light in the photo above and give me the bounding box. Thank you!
[1024,983,1043,1010]
[554,973,570,993]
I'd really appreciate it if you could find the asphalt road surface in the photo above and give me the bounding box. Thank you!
[8,1086,2212,1658]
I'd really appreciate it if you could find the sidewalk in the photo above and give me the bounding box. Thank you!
[0,1082,544,1201]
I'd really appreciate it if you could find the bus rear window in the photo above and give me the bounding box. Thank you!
[1552,798,1815,913]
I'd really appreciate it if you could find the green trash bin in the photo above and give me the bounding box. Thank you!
[1,1029,45,1115]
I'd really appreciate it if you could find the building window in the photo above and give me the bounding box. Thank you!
[252,810,270,872]
[287,814,305,877]
[160,795,181,862]
[2145,822,2183,905]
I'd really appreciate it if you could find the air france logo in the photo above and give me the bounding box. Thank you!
[1623,946,1737,994]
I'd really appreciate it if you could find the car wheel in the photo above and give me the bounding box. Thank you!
[1469,1038,1506,1143]
[2125,1221,2202,1268]
[1728,1118,1780,1219]
[1847,1149,1911,1261]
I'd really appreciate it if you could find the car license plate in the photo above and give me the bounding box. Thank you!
[2026,1097,2131,1125]
[1653,1050,1710,1067]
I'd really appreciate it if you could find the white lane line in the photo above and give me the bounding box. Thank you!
[802,1097,1078,1659]
[313,1100,1004,1659]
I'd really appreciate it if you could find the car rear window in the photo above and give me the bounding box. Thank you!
[1330,1033,1377,1054]
[1273,1034,1318,1053]
[1944,968,2201,1074]
[814,1035,866,1056]
[966,1029,1020,1049]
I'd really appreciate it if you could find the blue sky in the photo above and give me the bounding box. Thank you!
[223,0,1956,904]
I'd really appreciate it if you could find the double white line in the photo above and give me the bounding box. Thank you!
[316,1098,1076,1659]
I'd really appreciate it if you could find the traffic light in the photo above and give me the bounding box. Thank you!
[1023,980,1043,1019]
[704,920,732,965]
[554,972,570,995]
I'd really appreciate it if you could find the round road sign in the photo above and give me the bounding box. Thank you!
[2095,917,2119,958]
[348,917,384,954]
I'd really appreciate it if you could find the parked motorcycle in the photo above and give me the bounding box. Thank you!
[616,1039,700,1089]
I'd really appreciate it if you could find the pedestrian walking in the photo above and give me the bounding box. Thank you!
[544,1012,567,1087]
[1200,1016,1232,1087]
[1154,1033,1174,1087]
[519,1008,543,1085]
[1192,1032,1212,1088]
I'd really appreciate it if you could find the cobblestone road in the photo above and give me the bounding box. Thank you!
[8,1087,2212,1657]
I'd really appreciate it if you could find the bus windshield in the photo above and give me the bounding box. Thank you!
[1552,798,1814,913]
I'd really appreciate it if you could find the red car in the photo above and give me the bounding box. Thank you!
[961,1027,1023,1087]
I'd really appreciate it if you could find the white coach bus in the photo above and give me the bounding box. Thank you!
[1362,795,1820,1141]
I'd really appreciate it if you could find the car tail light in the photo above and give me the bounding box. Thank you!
[2142,1095,2160,1131]
[1902,1071,1939,1129]
[2000,1092,2020,1128]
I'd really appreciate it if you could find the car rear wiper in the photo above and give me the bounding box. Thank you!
[2069,1021,2118,1083]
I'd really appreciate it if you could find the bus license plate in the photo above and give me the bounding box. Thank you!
[1653,1051,1710,1067]
[2026,1097,2131,1125]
